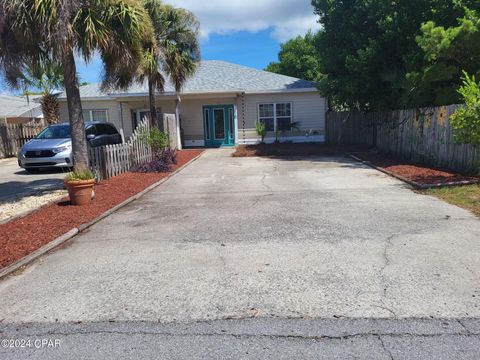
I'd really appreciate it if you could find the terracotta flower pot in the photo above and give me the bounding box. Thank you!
[65,179,95,206]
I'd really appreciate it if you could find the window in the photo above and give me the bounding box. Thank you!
[276,103,292,131]
[258,103,292,132]
[258,104,274,131]
[214,108,225,140]
[96,123,118,135]
[83,109,108,122]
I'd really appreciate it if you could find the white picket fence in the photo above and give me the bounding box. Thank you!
[89,118,153,180]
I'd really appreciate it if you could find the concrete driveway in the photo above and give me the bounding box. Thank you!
[0,157,67,202]
[1,149,479,359]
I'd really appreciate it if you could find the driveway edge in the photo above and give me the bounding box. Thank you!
[346,153,479,189]
[0,151,204,281]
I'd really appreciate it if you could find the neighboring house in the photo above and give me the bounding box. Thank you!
[58,61,327,148]
[0,95,43,125]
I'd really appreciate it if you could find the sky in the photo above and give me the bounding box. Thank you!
[2,0,320,92]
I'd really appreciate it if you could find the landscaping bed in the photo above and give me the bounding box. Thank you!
[0,150,203,270]
[233,142,369,157]
[350,151,479,187]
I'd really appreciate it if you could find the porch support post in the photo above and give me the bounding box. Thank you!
[175,94,182,150]
[118,102,125,142]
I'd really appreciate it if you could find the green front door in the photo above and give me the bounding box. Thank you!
[203,105,235,147]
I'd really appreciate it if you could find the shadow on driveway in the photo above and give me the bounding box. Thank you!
[0,167,69,203]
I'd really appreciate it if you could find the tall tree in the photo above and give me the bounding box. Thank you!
[266,31,322,82]
[311,0,479,111]
[139,0,201,126]
[0,0,154,172]
[407,9,480,106]
[22,60,64,124]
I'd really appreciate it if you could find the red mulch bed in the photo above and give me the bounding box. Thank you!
[233,143,369,157]
[0,150,203,270]
[352,152,479,186]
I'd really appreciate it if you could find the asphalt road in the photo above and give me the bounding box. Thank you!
[1,149,479,359]
[0,158,67,202]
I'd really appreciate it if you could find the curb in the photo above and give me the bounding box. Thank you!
[0,229,78,279]
[346,153,480,190]
[0,151,204,281]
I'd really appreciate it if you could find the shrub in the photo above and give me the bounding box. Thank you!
[139,127,169,153]
[133,148,177,173]
[255,121,267,143]
[450,71,480,146]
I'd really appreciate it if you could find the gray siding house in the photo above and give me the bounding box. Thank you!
[58,61,326,148]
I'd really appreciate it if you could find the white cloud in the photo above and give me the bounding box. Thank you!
[163,0,320,42]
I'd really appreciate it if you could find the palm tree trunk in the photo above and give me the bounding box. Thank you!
[63,48,89,172]
[148,79,157,128]
[41,93,60,125]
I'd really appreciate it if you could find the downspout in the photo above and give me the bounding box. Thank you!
[234,93,241,145]
[240,92,246,144]
[175,94,182,150]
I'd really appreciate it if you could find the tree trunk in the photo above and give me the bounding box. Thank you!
[148,79,157,128]
[63,48,89,172]
[41,93,60,125]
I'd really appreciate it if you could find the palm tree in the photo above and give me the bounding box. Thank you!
[22,60,64,125]
[139,0,201,133]
[0,0,154,172]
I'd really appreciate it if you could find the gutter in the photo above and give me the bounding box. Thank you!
[57,88,322,102]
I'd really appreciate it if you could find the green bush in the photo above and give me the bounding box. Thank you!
[140,127,169,153]
[450,71,480,146]
[255,121,267,143]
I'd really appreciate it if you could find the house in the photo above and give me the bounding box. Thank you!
[0,95,43,125]
[58,60,327,148]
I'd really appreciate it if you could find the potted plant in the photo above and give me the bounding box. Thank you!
[64,170,96,206]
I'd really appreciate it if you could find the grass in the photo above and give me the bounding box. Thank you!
[424,184,480,217]
[65,169,95,181]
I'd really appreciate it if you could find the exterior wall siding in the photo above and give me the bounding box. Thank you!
[239,92,326,144]
[59,99,121,130]
[178,97,238,144]
[119,99,176,137]
[59,99,177,139]
[58,91,326,145]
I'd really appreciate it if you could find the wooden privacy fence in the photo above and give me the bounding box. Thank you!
[0,123,43,158]
[89,118,153,180]
[326,105,480,174]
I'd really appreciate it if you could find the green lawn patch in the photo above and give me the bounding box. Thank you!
[424,185,480,217]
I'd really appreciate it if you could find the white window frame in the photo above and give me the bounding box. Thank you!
[257,102,293,132]
[83,109,109,122]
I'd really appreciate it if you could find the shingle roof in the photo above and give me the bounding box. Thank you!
[60,60,317,99]
[0,95,42,118]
